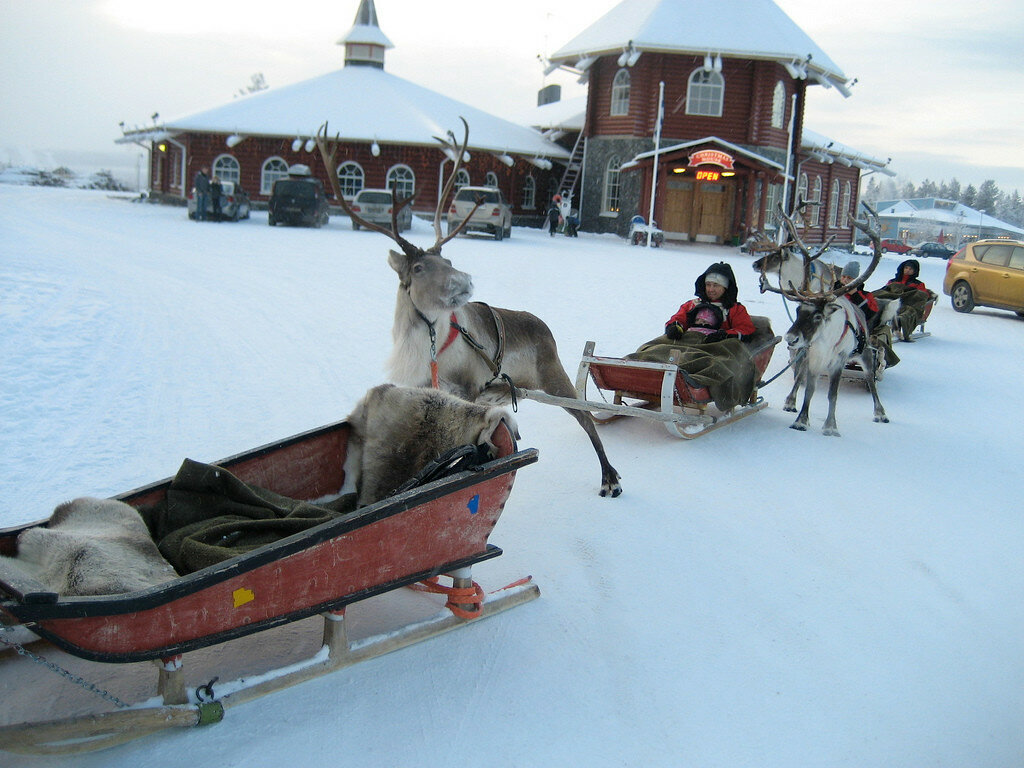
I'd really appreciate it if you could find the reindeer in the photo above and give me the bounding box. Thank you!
[316,121,622,497]
[760,208,889,436]
[751,201,841,294]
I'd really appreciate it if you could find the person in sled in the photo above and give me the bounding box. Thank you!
[663,262,757,344]
[627,262,762,412]
[873,259,935,342]
[836,261,899,367]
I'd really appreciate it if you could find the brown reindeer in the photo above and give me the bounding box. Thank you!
[760,207,888,436]
[316,121,622,497]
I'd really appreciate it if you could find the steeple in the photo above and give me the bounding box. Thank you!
[337,0,394,69]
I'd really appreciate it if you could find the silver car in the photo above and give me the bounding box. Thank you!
[447,186,512,241]
[349,189,413,232]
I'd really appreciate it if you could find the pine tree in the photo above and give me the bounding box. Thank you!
[961,184,977,208]
[975,180,998,212]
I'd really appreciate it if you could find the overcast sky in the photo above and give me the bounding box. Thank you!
[2,0,1022,192]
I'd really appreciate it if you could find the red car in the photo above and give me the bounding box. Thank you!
[881,239,912,254]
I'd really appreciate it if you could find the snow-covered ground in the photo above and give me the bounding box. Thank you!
[1,186,1022,767]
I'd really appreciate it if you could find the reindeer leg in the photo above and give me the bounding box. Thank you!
[821,370,843,436]
[863,350,889,423]
[790,371,813,431]
[783,365,802,412]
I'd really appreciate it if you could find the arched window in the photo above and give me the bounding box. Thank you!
[337,161,364,199]
[485,171,499,188]
[828,179,840,227]
[261,157,289,195]
[686,69,724,117]
[841,181,852,228]
[611,69,631,116]
[453,168,470,195]
[521,175,536,210]
[212,154,240,185]
[810,176,822,226]
[771,81,786,129]
[602,155,622,213]
[387,164,415,200]
[795,172,809,226]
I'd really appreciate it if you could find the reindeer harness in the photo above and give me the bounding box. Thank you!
[418,303,517,408]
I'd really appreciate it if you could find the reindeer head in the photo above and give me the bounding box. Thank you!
[387,249,473,318]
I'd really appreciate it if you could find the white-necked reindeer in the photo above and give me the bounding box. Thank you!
[761,210,889,436]
[316,121,622,497]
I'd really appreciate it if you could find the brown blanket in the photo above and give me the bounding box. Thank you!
[626,335,756,411]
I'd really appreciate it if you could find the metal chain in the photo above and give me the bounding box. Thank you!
[0,625,130,709]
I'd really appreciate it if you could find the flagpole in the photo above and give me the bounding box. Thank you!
[647,81,664,247]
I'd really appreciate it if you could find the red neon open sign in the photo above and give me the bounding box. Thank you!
[695,170,721,181]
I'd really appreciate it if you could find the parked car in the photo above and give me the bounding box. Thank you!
[447,186,512,241]
[911,241,956,259]
[880,239,912,254]
[349,188,412,232]
[268,166,330,228]
[943,239,1024,315]
[187,181,251,221]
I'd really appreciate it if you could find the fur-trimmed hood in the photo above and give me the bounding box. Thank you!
[894,259,921,280]
[694,262,740,307]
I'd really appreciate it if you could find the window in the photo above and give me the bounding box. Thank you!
[453,168,470,195]
[810,177,822,226]
[261,157,289,195]
[979,244,1012,266]
[611,69,631,116]
[602,155,622,213]
[764,183,782,231]
[828,179,840,228]
[771,81,786,129]
[1009,247,1024,270]
[170,148,182,189]
[521,175,536,209]
[795,173,809,226]
[387,164,415,200]
[686,69,724,117]
[212,154,239,185]
[841,181,852,228]
[485,171,499,188]
[337,161,364,199]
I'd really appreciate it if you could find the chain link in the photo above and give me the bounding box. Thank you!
[0,625,130,709]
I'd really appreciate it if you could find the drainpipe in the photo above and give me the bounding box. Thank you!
[646,81,665,247]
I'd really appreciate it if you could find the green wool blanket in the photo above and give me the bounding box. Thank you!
[141,459,356,575]
[626,335,757,411]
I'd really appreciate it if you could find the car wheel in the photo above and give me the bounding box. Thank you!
[950,281,975,313]
[493,225,503,241]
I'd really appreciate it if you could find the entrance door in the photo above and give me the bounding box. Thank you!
[663,179,694,237]
[695,182,730,243]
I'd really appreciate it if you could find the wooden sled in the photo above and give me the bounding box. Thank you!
[519,320,781,439]
[893,294,936,341]
[0,418,539,754]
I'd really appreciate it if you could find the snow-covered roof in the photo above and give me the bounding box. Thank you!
[624,136,787,174]
[119,66,569,161]
[801,129,894,175]
[511,96,587,133]
[549,0,850,93]
[873,199,1024,235]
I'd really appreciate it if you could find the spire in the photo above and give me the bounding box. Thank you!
[337,0,394,69]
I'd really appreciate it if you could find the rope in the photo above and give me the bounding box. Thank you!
[409,576,485,619]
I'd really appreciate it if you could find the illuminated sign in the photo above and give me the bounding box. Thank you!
[695,170,721,181]
[687,149,735,170]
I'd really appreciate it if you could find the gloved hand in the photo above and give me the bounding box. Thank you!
[703,330,728,343]
[665,323,684,340]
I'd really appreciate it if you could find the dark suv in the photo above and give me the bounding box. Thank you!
[268,168,330,228]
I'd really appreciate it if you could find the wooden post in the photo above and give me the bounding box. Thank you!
[156,654,187,705]
[322,608,350,661]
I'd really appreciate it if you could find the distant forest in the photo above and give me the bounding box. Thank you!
[861,176,1024,228]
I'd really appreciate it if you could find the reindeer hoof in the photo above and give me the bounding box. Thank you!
[600,482,623,498]
[789,422,808,432]
[875,415,889,423]
[783,404,797,413]
[822,427,840,437]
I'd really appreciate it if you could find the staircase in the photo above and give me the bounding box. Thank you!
[557,129,587,202]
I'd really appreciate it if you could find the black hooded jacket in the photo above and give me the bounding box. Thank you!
[666,261,757,340]
[888,259,928,291]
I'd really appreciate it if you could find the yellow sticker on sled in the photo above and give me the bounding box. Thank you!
[233,587,255,607]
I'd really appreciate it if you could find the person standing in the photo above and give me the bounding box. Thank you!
[193,166,210,221]
[210,175,223,222]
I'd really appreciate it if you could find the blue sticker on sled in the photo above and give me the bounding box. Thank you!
[467,494,479,514]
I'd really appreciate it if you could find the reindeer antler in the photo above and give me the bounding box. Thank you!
[315,119,484,258]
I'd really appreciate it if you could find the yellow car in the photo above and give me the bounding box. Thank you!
[943,239,1024,315]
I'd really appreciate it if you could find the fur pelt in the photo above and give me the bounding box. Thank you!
[1,497,178,596]
[346,384,516,506]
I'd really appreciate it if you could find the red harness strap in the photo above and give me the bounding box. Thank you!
[429,313,460,388]
[438,313,460,355]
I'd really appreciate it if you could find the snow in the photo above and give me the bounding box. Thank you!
[2,185,1023,768]
[549,0,846,85]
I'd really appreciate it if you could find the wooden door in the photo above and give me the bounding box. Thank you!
[663,179,693,236]
[696,182,728,241]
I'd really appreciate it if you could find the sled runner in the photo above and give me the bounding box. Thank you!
[518,320,780,439]
[0,417,538,754]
